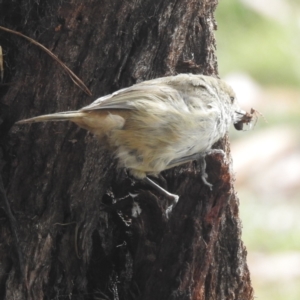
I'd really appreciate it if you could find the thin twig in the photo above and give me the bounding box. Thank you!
[0,25,92,96]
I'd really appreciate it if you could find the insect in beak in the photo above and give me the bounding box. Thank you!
[234,108,263,131]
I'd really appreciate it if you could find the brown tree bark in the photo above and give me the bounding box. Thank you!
[0,0,254,299]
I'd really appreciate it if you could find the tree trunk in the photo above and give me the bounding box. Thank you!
[0,0,254,299]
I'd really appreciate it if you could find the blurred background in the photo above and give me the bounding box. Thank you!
[215,0,300,299]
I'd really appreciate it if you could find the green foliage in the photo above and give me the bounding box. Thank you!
[254,280,300,300]
[215,0,300,86]
[217,2,300,298]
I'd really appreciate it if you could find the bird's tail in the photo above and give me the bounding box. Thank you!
[16,111,86,124]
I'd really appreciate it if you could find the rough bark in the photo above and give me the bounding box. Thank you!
[0,0,253,299]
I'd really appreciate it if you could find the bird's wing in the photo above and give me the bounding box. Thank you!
[80,81,180,111]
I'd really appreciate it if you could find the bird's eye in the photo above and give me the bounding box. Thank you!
[230,96,235,103]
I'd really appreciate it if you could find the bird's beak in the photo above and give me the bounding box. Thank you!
[234,110,247,131]
[234,121,244,131]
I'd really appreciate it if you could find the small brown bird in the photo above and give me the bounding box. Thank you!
[16,74,251,205]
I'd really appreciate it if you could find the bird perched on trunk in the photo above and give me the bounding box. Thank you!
[16,73,251,205]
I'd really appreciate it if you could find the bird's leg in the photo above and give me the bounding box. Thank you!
[168,149,226,190]
[143,176,179,204]
[199,149,226,190]
[198,156,213,190]
[143,149,225,213]
[143,176,179,206]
